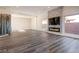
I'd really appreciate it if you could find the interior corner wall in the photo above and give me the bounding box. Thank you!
[31,16,43,31]
[41,14,48,31]
[36,16,42,31]
[37,15,48,31]
[41,18,48,31]
[31,17,37,30]
[31,14,48,31]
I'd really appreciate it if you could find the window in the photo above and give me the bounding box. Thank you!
[65,15,79,35]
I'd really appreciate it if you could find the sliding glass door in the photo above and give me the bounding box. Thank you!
[6,15,11,34]
[0,14,2,35]
[65,14,79,35]
[0,14,11,36]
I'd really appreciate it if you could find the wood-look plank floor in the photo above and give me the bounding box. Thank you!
[0,29,79,53]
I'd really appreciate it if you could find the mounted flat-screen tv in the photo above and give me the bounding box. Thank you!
[49,17,60,25]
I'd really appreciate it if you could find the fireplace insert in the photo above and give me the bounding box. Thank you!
[49,27,60,32]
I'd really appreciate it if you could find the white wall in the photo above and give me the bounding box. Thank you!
[31,13,48,31]
[11,14,32,32]
[35,15,48,31]
[41,18,48,31]
[35,16,42,30]
[41,14,48,31]
[31,16,37,30]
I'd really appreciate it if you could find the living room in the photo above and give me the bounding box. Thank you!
[0,6,79,53]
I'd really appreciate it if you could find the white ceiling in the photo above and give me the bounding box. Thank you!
[0,6,59,16]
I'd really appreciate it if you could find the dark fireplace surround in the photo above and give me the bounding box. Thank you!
[48,16,60,32]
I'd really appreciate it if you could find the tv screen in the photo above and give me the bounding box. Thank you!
[49,17,60,25]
